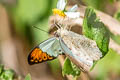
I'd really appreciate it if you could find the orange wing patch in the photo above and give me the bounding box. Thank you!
[28,48,55,65]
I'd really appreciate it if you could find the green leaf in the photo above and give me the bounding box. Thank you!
[62,58,81,77]
[0,64,4,75]
[24,74,31,80]
[83,7,110,57]
[0,69,14,80]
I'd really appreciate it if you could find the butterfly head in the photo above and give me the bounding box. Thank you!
[53,23,69,38]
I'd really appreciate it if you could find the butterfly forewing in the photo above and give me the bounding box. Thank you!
[59,37,88,72]
[28,37,64,65]
[59,30,102,72]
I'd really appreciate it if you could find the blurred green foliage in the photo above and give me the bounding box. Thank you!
[0,64,14,80]
[8,0,57,44]
[95,49,120,80]
[82,0,117,11]
[82,0,106,11]
[0,65,4,75]
[0,64,31,80]
[109,0,116,3]
[114,10,120,22]
[113,10,120,45]
[24,74,31,80]
[110,33,120,45]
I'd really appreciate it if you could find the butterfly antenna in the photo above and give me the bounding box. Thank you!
[32,26,49,33]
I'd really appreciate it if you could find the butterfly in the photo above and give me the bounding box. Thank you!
[28,24,102,72]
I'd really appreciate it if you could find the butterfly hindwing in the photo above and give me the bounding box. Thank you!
[28,37,64,65]
[28,47,55,65]
[39,37,63,57]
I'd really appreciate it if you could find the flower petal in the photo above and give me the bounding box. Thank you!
[57,0,66,10]
[68,4,78,12]
[65,12,80,18]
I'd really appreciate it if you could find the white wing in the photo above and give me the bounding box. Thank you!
[39,37,63,57]
[59,30,102,72]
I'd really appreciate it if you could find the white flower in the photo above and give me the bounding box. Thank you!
[57,0,66,11]
[52,0,80,18]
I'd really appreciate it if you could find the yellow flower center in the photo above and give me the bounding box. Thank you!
[52,8,66,17]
